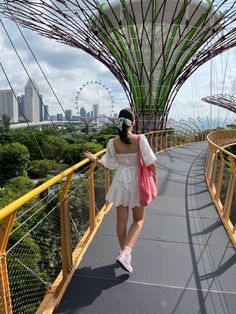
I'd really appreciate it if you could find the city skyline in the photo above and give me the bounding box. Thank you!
[0,78,116,125]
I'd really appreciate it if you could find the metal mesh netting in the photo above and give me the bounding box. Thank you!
[214,156,221,188]
[68,172,90,252]
[4,165,108,313]
[229,183,236,227]
[145,130,202,154]
[6,192,62,313]
[220,161,232,208]
[94,167,106,215]
[0,155,110,313]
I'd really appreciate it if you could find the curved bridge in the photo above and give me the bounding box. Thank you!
[56,142,236,314]
[0,131,235,314]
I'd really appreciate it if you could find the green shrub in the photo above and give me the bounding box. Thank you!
[42,135,68,161]
[28,159,69,178]
[0,142,30,186]
[5,176,35,193]
[0,176,35,208]
[63,142,103,165]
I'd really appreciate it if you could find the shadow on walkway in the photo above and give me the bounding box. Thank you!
[56,263,129,312]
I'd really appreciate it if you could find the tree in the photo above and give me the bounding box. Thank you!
[13,129,45,161]
[28,159,69,178]
[0,114,11,131]
[42,135,68,161]
[0,176,35,208]
[63,142,103,165]
[5,176,35,193]
[226,124,236,129]
[0,142,30,186]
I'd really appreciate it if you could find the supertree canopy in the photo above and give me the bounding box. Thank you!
[1,0,236,131]
[202,94,236,114]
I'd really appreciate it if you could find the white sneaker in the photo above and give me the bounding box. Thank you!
[116,249,133,273]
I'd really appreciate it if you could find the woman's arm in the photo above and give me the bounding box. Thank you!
[84,151,105,168]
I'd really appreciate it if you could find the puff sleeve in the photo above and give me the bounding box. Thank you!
[101,139,118,170]
[139,134,157,166]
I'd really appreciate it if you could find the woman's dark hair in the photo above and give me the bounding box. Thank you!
[118,108,134,144]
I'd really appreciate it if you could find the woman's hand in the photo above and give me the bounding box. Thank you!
[84,151,97,163]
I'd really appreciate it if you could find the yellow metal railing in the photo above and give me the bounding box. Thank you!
[0,129,212,313]
[0,149,112,314]
[206,129,236,247]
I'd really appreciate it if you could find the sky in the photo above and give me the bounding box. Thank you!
[0,6,236,128]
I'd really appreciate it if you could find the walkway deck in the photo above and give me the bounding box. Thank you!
[56,143,236,314]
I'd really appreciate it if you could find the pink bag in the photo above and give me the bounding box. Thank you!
[138,135,157,206]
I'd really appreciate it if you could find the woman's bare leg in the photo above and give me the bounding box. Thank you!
[116,206,129,250]
[125,206,145,249]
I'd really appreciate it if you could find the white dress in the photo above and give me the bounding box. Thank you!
[101,134,157,208]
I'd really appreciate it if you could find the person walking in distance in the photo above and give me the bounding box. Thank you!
[84,108,157,273]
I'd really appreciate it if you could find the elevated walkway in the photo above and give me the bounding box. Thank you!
[56,143,236,314]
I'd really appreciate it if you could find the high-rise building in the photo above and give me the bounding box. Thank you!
[44,105,49,121]
[0,89,18,122]
[24,79,40,122]
[80,107,86,117]
[93,104,99,126]
[65,109,72,121]
[93,104,99,117]
[17,95,25,121]
[39,95,44,121]
[72,115,80,121]
[57,113,63,121]
[50,115,57,121]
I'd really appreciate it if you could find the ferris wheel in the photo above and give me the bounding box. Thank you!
[75,80,115,118]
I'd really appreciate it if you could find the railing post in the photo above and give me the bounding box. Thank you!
[165,132,168,150]
[105,169,110,200]
[0,212,16,314]
[210,151,218,190]
[160,132,163,151]
[89,164,96,230]
[206,146,214,181]
[215,151,225,202]
[59,174,73,282]
[156,132,159,152]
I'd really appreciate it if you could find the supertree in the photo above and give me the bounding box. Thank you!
[202,94,236,114]
[1,0,236,132]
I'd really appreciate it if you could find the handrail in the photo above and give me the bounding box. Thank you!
[205,129,236,247]
[0,129,220,313]
[207,130,236,159]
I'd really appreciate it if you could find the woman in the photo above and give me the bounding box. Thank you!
[84,108,157,273]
